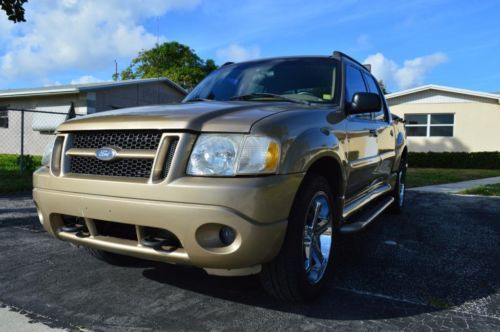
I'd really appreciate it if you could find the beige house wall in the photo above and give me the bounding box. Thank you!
[388,92,500,152]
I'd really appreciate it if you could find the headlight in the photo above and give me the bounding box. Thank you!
[41,136,56,167]
[187,134,280,176]
[187,134,243,176]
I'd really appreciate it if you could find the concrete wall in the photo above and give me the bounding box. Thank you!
[388,90,500,152]
[94,81,185,112]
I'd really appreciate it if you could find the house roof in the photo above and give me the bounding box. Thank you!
[0,77,186,99]
[385,84,500,103]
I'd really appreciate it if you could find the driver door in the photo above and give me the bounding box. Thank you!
[344,64,380,199]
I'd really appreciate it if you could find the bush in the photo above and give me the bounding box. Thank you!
[0,154,42,193]
[16,154,41,173]
[408,152,500,169]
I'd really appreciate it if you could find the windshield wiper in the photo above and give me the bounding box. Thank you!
[230,93,310,105]
[184,97,213,103]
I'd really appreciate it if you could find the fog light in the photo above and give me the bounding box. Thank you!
[219,226,236,246]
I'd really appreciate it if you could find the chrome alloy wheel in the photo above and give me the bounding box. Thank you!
[303,192,332,284]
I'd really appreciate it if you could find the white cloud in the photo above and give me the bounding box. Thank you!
[70,75,101,85]
[216,44,261,63]
[364,52,448,91]
[0,0,201,82]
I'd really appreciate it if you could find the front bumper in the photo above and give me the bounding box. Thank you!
[33,168,304,275]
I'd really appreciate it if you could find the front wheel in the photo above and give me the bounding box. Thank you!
[260,175,336,301]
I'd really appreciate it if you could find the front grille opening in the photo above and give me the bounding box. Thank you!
[67,131,179,179]
[142,226,182,251]
[95,220,137,241]
[73,130,162,150]
[70,157,154,178]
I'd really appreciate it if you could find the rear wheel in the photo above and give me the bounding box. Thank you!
[260,175,336,301]
[85,248,143,266]
[391,159,407,214]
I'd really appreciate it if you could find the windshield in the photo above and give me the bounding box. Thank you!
[184,58,339,104]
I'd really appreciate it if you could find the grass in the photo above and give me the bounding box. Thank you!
[406,168,500,188]
[0,154,42,193]
[461,183,500,196]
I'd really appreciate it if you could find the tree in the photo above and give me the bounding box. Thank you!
[118,42,218,90]
[378,80,389,95]
[1,0,27,23]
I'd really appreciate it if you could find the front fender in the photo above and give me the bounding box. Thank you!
[250,108,347,195]
[280,127,346,174]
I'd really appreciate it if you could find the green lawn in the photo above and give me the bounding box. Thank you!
[0,154,42,193]
[461,183,500,196]
[406,168,500,188]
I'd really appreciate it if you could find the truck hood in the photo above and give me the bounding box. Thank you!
[58,101,306,133]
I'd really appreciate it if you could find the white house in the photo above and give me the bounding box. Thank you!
[386,84,500,153]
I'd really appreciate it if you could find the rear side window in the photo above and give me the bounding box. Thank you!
[363,73,386,121]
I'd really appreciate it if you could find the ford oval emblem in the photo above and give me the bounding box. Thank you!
[95,147,118,161]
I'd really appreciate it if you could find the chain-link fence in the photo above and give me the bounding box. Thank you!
[0,106,77,192]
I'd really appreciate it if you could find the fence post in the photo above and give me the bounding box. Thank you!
[19,109,25,174]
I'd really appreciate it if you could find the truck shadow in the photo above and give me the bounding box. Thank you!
[141,192,500,321]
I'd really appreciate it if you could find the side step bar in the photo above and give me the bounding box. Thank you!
[340,196,394,234]
[343,183,392,219]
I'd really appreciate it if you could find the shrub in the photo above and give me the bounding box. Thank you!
[408,152,500,169]
[16,154,42,173]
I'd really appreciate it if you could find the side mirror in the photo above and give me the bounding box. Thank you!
[349,92,381,114]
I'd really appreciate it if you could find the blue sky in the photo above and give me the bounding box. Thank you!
[0,0,499,93]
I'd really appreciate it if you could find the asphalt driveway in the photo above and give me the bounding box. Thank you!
[0,192,499,331]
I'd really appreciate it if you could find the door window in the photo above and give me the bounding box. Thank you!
[363,73,387,121]
[345,65,370,119]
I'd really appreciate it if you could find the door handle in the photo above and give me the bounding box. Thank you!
[369,129,378,137]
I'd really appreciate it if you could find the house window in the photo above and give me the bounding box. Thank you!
[405,113,454,137]
[0,110,8,128]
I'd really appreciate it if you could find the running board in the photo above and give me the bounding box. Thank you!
[343,183,392,219]
[340,196,394,234]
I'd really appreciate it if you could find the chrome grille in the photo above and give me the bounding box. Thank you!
[67,131,178,179]
[73,130,162,150]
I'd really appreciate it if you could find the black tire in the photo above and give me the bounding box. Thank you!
[85,247,143,266]
[259,174,337,301]
[390,159,407,214]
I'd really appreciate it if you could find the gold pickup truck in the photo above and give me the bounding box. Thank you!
[33,52,407,301]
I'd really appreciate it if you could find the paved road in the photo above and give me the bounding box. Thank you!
[0,192,499,331]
